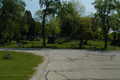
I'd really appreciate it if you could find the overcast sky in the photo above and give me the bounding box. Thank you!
[23,0,96,17]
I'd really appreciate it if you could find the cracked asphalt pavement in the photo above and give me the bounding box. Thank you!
[1,48,120,80]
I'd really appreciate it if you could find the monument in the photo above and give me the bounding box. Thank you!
[47,35,55,44]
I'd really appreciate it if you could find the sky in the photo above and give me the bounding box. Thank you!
[23,0,96,17]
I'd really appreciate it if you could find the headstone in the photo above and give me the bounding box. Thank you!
[7,53,10,56]
[47,36,55,44]
[71,44,75,47]
[18,43,22,48]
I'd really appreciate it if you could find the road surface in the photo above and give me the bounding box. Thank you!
[1,48,120,80]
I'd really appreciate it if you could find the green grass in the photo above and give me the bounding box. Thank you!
[87,40,120,50]
[0,51,44,80]
[0,39,120,50]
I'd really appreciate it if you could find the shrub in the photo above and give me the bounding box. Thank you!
[55,39,63,44]
[111,40,120,46]
[36,38,40,41]
[57,41,63,44]
[2,53,14,60]
[23,41,29,44]
[19,40,29,44]
[63,38,69,42]
[83,40,87,45]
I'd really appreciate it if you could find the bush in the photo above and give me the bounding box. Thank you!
[83,40,87,45]
[2,53,14,60]
[55,39,63,44]
[117,43,120,46]
[111,40,120,46]
[23,41,29,44]
[63,38,69,42]
[36,38,40,41]
[0,41,4,44]
[20,40,29,44]
[57,41,63,44]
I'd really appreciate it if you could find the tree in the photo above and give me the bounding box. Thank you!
[110,13,120,40]
[25,10,36,38]
[35,21,42,37]
[92,0,117,49]
[59,1,85,37]
[39,0,61,47]
[69,0,85,29]
[34,10,43,23]
[47,18,60,37]
[0,0,26,19]
[71,16,93,48]
[0,0,26,41]
[89,13,103,40]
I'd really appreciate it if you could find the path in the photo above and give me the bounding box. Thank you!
[0,48,120,80]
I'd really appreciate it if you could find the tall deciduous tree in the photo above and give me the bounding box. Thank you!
[59,1,85,37]
[0,0,26,40]
[92,0,117,49]
[39,0,61,47]
[25,10,36,38]
[110,13,120,40]
[0,0,26,19]
[47,18,60,37]
[71,16,93,48]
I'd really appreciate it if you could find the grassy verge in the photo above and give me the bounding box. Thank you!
[0,39,120,50]
[0,51,44,80]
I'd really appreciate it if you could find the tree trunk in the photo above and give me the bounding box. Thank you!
[114,31,116,40]
[104,32,108,49]
[118,31,120,40]
[42,11,46,47]
[79,39,82,48]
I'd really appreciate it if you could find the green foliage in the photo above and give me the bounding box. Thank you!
[59,1,85,37]
[38,0,62,47]
[2,53,14,60]
[92,0,119,48]
[0,0,27,40]
[25,10,36,37]
[34,10,43,22]
[71,16,93,40]
[36,38,40,41]
[22,40,30,44]
[56,39,63,44]
[111,40,120,46]
[110,13,120,41]
[47,18,60,36]
[108,33,113,40]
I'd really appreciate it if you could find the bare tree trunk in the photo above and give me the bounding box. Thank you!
[104,32,108,49]
[42,11,46,47]
[79,39,82,48]
[118,31,120,40]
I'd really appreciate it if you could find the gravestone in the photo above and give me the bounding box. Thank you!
[47,36,55,44]
[7,53,10,56]
[71,44,75,47]
[18,43,22,48]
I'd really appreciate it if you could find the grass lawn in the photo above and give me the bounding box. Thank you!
[0,39,120,50]
[0,51,44,80]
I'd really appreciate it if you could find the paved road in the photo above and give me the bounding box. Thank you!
[1,48,120,80]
